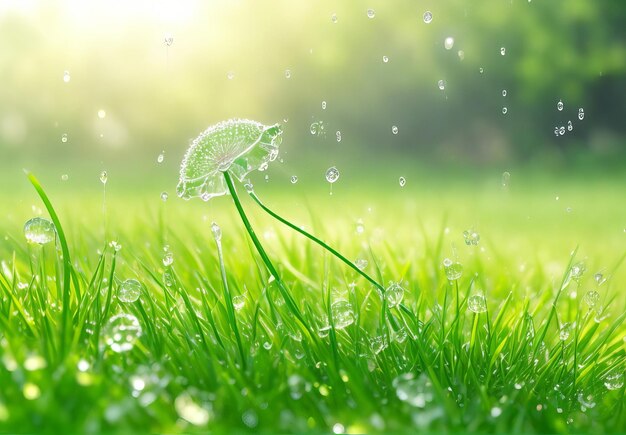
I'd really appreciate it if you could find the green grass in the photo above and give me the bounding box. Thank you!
[0,168,625,433]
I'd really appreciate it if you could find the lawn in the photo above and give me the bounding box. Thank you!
[0,164,625,433]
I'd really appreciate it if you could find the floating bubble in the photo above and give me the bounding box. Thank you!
[163,33,174,47]
[118,279,142,303]
[583,290,599,308]
[567,120,573,132]
[382,55,389,63]
[103,313,142,353]
[63,70,71,83]
[325,166,340,183]
[367,9,375,18]
[160,192,168,202]
[331,300,354,329]
[399,176,406,187]
[438,80,446,90]
[502,107,508,115]
[232,295,245,311]
[392,125,398,134]
[423,11,433,24]
[604,372,624,391]
[468,294,487,313]
[463,230,480,246]
[290,175,298,184]
[100,170,108,184]
[385,282,405,308]
[393,373,433,408]
[98,109,106,119]
[285,69,291,79]
[24,217,56,245]
[557,100,564,111]
[578,108,584,121]
[444,37,454,50]
[443,258,463,280]
[500,47,506,56]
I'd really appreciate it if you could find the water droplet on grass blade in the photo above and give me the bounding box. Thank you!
[385,282,405,308]
[604,372,624,390]
[444,37,454,50]
[557,100,564,111]
[594,272,606,285]
[325,166,340,183]
[162,252,174,266]
[567,120,573,131]
[443,258,463,280]
[100,171,108,184]
[367,9,375,18]
[437,80,446,90]
[118,279,142,303]
[232,295,245,311]
[355,258,368,270]
[24,217,56,244]
[463,230,480,245]
[227,71,235,80]
[103,313,142,353]
[211,222,222,242]
[583,290,599,308]
[331,300,355,329]
[423,11,433,23]
[559,323,572,340]
[468,294,487,313]
[399,176,406,187]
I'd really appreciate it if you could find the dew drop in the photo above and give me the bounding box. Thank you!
[321,100,327,110]
[502,107,508,115]
[61,133,68,143]
[336,130,342,142]
[325,166,340,183]
[355,258,368,270]
[399,176,406,187]
[444,37,454,50]
[211,222,222,242]
[63,70,71,83]
[331,300,355,329]
[285,69,291,79]
[290,175,298,184]
[578,108,585,121]
[367,9,375,18]
[567,120,573,132]
[392,125,398,135]
[118,279,142,303]
[227,71,235,80]
[24,217,56,245]
[423,11,433,24]
[385,282,405,308]
[479,67,484,74]
[233,295,245,311]
[61,174,69,181]
[468,294,487,313]
[463,229,480,245]
[331,13,338,23]
[160,192,168,202]
[559,323,572,341]
[157,152,164,163]
[502,89,507,97]
[604,372,624,390]
[162,252,174,266]
[438,80,446,90]
[583,290,600,308]
[103,313,142,353]
[382,55,389,63]
[502,171,511,188]
[443,258,463,280]
[559,126,565,135]
[500,47,506,56]
[97,109,106,119]
[557,100,564,111]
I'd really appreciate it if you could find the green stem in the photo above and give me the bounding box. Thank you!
[223,172,306,326]
[247,190,386,294]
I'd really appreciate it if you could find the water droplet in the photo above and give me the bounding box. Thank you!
[559,126,565,135]
[157,152,164,163]
[162,252,174,266]
[97,109,106,119]
[500,47,506,56]
[594,272,606,285]
[310,121,326,136]
[399,176,406,187]
[463,229,480,246]
[559,322,572,341]
[321,100,327,110]
[370,335,387,354]
[354,258,368,270]
[458,50,465,61]
[331,13,338,23]
[242,409,258,428]
[227,71,235,80]
[367,9,375,18]
[61,174,69,181]
[211,222,222,242]
[163,33,174,47]
[578,107,584,121]
[583,290,599,308]
[444,37,454,50]
[23,383,41,400]
[437,80,446,90]
[423,11,433,24]
[604,372,624,390]
[290,175,298,184]
[103,313,142,353]
[393,373,433,408]
[325,166,340,183]
[175,392,210,426]
[479,67,484,74]
[490,407,502,418]
[502,89,507,97]
[468,294,487,313]
[109,240,122,252]
[382,55,389,63]
[285,69,291,79]
[331,300,354,329]
[60,133,68,143]
[160,191,168,202]
[100,170,108,184]
[557,100,564,111]
[443,258,463,280]
[502,107,508,115]
[162,271,174,287]
[567,120,573,132]
[502,171,511,188]
[24,217,56,244]
[63,70,71,83]
[355,219,365,234]
[385,282,405,308]
[233,295,245,311]
[336,130,342,142]
[118,279,142,303]
[570,262,586,280]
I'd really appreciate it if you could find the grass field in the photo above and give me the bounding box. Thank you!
[0,164,625,433]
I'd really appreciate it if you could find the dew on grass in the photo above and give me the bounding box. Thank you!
[310,121,326,136]
[322,100,327,110]
[468,294,487,313]
[355,258,368,270]
[444,37,454,50]
[160,192,168,202]
[583,290,600,308]
[325,166,340,183]
[370,336,387,355]
[393,373,433,408]
[594,273,606,285]
[232,295,245,311]
[61,133,68,143]
[423,11,433,23]
[175,392,210,426]
[211,222,222,242]
[438,80,446,90]
[63,70,71,83]
[577,392,596,411]
[604,372,624,390]
[331,300,355,329]
[392,125,398,134]
[570,262,586,280]
[502,107,508,115]
[367,9,375,18]
[557,100,564,111]
[162,271,174,287]
[559,322,572,340]
[103,313,142,353]
[463,230,480,245]
[558,126,565,135]
[385,282,405,308]
[290,175,298,184]
[98,109,106,119]
[399,176,406,187]
[100,170,108,184]
[567,120,573,132]
[242,409,258,428]
[118,279,142,303]
[578,108,585,120]
[285,69,291,79]
[162,252,174,266]
[157,152,164,163]
[24,217,56,244]
[163,33,174,47]
[500,47,506,56]
[443,258,463,280]
[109,240,122,252]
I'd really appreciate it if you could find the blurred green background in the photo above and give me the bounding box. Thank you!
[1,0,625,187]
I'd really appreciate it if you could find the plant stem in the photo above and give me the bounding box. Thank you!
[223,172,307,326]
[247,190,386,294]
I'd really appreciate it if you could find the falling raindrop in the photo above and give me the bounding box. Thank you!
[444,37,454,50]
[24,217,56,244]
[367,9,375,18]
[399,176,406,187]
[392,125,398,135]
[423,11,433,24]
[118,279,142,303]
[468,294,487,313]
[290,175,298,184]
[103,314,142,353]
[557,100,564,111]
[325,166,340,183]
[61,133,68,143]
[438,80,446,90]
[63,70,71,83]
